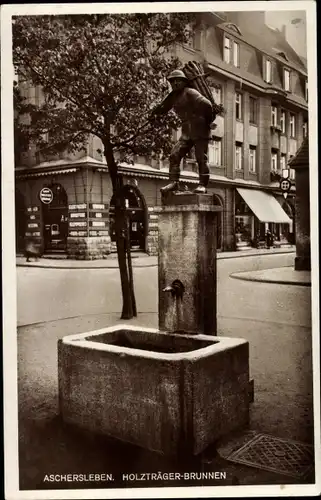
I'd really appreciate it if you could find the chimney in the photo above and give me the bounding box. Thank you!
[281,24,286,37]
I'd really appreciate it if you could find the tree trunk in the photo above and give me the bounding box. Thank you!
[126,217,137,317]
[104,144,136,320]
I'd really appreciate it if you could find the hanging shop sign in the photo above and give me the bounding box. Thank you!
[279,178,292,192]
[39,187,53,204]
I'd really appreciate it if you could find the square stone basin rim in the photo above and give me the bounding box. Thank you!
[61,324,247,362]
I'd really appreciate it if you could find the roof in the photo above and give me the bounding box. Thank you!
[288,137,309,168]
[217,16,307,73]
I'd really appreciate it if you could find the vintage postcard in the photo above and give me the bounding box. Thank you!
[2,1,320,499]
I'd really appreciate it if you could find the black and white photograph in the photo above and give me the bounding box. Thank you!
[2,1,320,498]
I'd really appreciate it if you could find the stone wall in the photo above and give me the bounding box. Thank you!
[67,236,111,260]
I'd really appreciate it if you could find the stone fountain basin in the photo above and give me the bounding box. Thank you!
[58,325,250,456]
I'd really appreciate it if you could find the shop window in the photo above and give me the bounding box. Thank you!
[235,92,242,120]
[235,142,243,170]
[249,97,257,124]
[235,216,253,245]
[208,138,222,166]
[249,146,257,173]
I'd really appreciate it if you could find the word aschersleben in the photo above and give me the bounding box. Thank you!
[44,473,114,482]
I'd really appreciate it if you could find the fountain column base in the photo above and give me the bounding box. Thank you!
[157,193,222,335]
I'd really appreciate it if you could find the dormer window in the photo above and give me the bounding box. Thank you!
[224,35,239,67]
[265,58,272,83]
[224,23,242,35]
[277,51,289,61]
[233,41,240,67]
[284,68,291,91]
[224,36,231,64]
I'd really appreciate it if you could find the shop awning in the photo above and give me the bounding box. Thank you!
[236,188,291,223]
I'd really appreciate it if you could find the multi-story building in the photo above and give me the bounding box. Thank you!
[15,11,308,258]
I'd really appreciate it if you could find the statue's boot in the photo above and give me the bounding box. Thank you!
[160,181,179,193]
[194,184,207,194]
[194,172,209,194]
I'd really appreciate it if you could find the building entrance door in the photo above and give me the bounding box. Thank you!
[109,185,147,251]
[42,183,68,253]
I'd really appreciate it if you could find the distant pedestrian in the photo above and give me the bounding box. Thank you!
[254,231,261,249]
[25,238,41,262]
[265,230,273,249]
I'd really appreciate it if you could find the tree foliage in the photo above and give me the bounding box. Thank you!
[13,12,194,319]
[13,13,194,162]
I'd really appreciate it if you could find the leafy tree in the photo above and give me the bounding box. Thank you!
[13,13,194,319]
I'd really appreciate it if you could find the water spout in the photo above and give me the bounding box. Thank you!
[163,279,185,299]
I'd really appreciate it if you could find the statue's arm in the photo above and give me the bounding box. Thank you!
[149,90,178,119]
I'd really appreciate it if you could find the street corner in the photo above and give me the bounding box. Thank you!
[230,267,311,286]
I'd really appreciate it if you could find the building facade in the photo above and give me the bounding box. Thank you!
[15,11,308,258]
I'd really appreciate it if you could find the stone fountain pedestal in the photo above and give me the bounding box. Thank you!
[58,192,251,456]
[157,192,221,335]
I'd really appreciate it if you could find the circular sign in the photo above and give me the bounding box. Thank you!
[279,178,292,192]
[39,187,53,204]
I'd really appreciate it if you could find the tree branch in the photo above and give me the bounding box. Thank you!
[112,120,154,148]
[37,130,85,152]
[19,57,100,124]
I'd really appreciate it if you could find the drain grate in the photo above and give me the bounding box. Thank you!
[225,433,314,479]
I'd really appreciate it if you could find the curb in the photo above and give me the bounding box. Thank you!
[16,249,295,269]
[16,262,158,270]
[217,249,294,260]
[230,273,311,287]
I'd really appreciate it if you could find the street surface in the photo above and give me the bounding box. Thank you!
[17,252,309,328]
[16,252,315,488]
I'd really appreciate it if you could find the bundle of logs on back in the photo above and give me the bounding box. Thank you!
[182,61,225,117]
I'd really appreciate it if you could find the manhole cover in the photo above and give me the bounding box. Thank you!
[224,433,314,479]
